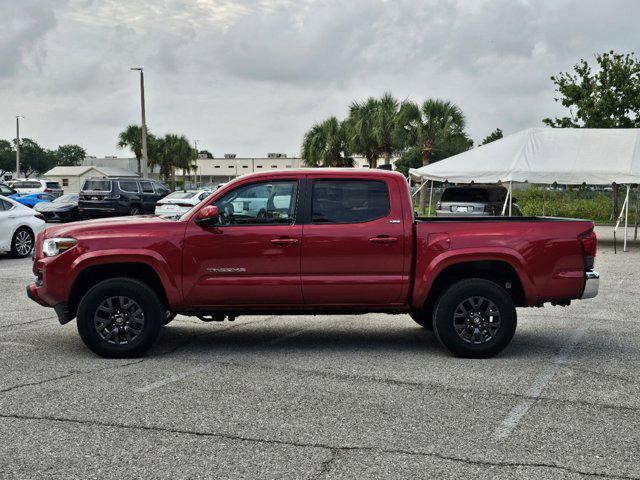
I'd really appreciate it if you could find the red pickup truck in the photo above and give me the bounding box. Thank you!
[27,169,599,359]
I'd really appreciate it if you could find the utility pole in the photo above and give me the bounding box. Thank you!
[193,139,199,188]
[131,67,149,178]
[15,116,23,179]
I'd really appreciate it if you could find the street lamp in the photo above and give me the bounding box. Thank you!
[15,116,24,179]
[130,67,148,178]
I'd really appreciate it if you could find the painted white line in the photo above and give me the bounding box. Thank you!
[493,328,585,441]
[135,319,347,393]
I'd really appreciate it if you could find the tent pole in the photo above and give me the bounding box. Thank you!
[428,181,434,217]
[634,184,639,241]
[508,181,513,216]
[542,186,546,216]
[624,185,630,252]
[501,182,511,216]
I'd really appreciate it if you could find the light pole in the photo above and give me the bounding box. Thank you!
[15,116,23,179]
[193,139,200,188]
[130,67,148,178]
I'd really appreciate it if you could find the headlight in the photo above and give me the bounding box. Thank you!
[42,237,77,257]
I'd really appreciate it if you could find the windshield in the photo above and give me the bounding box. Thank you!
[82,180,111,191]
[165,191,197,200]
[54,194,78,203]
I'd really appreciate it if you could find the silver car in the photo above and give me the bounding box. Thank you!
[435,185,522,216]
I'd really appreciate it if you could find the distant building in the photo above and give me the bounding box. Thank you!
[82,156,161,180]
[43,166,138,194]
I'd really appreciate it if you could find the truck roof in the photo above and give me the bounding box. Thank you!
[231,168,407,181]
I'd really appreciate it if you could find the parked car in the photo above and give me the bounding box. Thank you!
[78,178,170,218]
[27,169,599,359]
[435,185,522,216]
[12,179,63,198]
[9,192,55,208]
[0,195,45,258]
[34,194,80,222]
[155,190,211,217]
[0,182,17,196]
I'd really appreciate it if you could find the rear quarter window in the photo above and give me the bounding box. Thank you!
[82,180,112,191]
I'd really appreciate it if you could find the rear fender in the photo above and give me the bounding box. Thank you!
[412,248,537,308]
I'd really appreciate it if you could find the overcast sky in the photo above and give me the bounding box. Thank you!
[2,0,639,158]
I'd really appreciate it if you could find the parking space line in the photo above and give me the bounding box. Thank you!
[493,327,585,441]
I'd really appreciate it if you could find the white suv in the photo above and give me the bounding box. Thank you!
[0,195,46,258]
[12,179,63,198]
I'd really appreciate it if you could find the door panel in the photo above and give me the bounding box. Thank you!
[301,178,406,305]
[182,179,303,307]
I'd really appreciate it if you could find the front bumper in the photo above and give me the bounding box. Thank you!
[581,271,599,299]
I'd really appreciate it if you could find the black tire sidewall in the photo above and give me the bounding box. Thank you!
[433,279,516,358]
[77,278,163,358]
[11,227,34,258]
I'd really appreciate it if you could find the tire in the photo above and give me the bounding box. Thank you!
[164,311,177,325]
[129,205,142,216]
[432,278,516,358]
[10,227,34,258]
[409,308,434,330]
[76,278,164,358]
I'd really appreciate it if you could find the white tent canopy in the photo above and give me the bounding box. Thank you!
[409,127,640,185]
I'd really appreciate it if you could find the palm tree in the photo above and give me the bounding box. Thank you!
[117,125,145,175]
[301,117,353,167]
[149,134,196,190]
[345,98,380,168]
[400,99,469,213]
[373,92,402,166]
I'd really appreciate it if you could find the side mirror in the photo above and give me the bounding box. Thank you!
[195,205,219,226]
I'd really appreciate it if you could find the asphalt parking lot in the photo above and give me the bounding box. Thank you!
[0,226,638,479]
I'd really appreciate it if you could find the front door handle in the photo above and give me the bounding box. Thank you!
[270,238,299,245]
[369,235,398,244]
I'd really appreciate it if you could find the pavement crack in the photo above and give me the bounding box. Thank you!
[0,359,144,395]
[0,412,636,480]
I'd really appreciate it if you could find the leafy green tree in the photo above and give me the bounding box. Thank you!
[117,125,146,175]
[544,51,640,128]
[18,138,55,178]
[397,99,472,211]
[53,144,86,166]
[302,117,353,167]
[481,128,503,145]
[543,51,640,216]
[0,140,14,178]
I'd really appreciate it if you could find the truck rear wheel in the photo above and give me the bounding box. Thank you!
[432,278,516,358]
[76,278,164,358]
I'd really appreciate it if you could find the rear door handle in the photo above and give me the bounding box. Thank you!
[270,238,299,245]
[369,236,398,244]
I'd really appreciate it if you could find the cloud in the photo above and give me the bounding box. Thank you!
[1,0,640,157]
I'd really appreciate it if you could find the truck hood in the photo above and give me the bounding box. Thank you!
[43,215,178,239]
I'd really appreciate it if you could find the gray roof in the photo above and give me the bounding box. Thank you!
[44,165,138,178]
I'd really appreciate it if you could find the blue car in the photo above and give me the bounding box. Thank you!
[9,192,55,208]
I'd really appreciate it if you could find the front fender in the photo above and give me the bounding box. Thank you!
[411,247,538,308]
[69,249,182,307]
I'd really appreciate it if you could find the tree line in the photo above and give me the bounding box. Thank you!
[301,93,501,176]
[0,140,86,179]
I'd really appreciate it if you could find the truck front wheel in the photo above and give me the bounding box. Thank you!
[76,278,164,358]
[432,278,516,358]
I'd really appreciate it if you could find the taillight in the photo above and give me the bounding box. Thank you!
[35,213,45,220]
[436,202,441,210]
[579,229,597,270]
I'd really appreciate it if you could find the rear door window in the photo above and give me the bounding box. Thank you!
[140,181,154,193]
[82,180,112,191]
[118,181,139,193]
[311,180,390,223]
[14,181,41,189]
